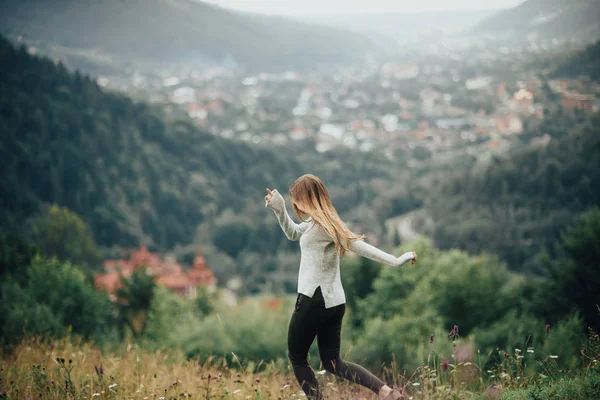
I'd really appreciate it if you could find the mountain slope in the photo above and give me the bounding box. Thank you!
[551,40,600,82]
[305,10,497,38]
[0,35,397,256]
[0,34,302,250]
[473,0,600,41]
[0,0,377,71]
[427,112,600,273]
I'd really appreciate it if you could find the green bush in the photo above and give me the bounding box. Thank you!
[0,256,115,345]
[350,314,447,372]
[177,296,293,365]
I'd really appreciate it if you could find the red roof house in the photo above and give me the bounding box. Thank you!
[95,245,217,299]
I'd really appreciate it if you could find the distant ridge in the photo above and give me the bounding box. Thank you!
[304,10,498,38]
[472,0,600,41]
[0,0,379,71]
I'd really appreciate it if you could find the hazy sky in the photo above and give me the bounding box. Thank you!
[202,0,526,15]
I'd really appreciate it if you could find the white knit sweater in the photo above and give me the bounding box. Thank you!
[266,189,415,308]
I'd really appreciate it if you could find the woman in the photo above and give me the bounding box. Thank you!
[265,174,417,400]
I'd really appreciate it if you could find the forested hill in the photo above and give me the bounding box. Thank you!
[472,0,600,42]
[0,35,306,250]
[0,0,376,71]
[0,35,398,258]
[428,112,600,273]
[551,40,600,82]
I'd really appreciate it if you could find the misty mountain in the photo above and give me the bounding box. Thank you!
[473,0,600,42]
[304,10,497,40]
[0,0,379,71]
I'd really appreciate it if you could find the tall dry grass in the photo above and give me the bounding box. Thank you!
[1,329,598,399]
[0,337,400,399]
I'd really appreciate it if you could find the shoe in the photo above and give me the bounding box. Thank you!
[383,389,403,400]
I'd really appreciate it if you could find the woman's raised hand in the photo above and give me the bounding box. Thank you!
[265,188,284,210]
[397,251,418,267]
[265,188,274,204]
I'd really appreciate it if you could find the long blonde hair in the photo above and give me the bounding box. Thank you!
[289,174,363,257]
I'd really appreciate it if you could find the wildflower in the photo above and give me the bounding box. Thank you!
[94,365,104,376]
[109,383,118,389]
[448,325,459,340]
[430,333,434,343]
[68,357,72,364]
[255,377,260,382]
[411,382,420,386]
[549,355,559,359]
[92,394,100,398]
[546,324,551,335]
[232,389,242,394]
[527,348,534,354]
[280,384,290,391]
[504,352,509,358]
[316,370,327,375]
[442,359,449,371]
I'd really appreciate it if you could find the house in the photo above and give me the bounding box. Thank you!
[493,114,523,134]
[95,245,217,299]
[465,76,493,91]
[186,103,208,120]
[561,92,595,113]
[171,87,196,104]
[380,62,420,80]
[511,89,534,111]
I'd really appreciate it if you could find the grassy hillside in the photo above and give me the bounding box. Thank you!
[1,334,599,399]
[473,0,600,41]
[0,0,378,71]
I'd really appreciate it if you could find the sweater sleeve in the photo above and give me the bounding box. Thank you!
[348,239,415,268]
[266,190,309,241]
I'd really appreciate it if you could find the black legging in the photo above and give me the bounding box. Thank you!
[287,286,385,399]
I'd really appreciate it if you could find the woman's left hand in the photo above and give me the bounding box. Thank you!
[397,251,417,267]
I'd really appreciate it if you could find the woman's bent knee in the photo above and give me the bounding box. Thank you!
[288,352,309,368]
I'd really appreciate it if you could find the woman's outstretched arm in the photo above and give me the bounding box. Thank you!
[348,239,416,268]
[265,188,310,241]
